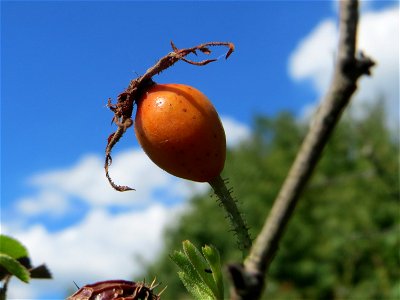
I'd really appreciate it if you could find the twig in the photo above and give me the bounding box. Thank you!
[228,1,375,299]
[0,275,10,300]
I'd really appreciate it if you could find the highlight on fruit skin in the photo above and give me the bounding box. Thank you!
[135,83,226,182]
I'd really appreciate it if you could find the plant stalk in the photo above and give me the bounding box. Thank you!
[208,175,252,257]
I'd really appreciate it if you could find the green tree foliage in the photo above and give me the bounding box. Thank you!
[142,103,399,300]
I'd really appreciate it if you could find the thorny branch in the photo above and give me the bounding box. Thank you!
[104,41,234,191]
[228,1,375,299]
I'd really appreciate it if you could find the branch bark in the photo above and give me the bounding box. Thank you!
[228,1,375,299]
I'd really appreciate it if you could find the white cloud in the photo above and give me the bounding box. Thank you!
[13,116,250,218]
[15,149,207,218]
[355,6,399,130]
[289,19,338,93]
[3,115,251,298]
[221,116,251,147]
[16,190,70,218]
[6,203,185,299]
[289,5,399,131]
[27,150,172,208]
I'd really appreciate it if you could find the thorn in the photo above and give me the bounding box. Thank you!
[149,277,158,290]
[158,285,168,297]
[170,41,178,52]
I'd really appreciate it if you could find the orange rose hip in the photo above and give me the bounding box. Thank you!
[134,83,226,182]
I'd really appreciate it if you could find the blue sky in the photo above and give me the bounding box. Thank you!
[1,1,398,299]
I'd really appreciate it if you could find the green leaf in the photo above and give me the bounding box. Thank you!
[170,250,201,282]
[171,251,214,299]
[0,235,28,259]
[182,240,219,296]
[0,253,30,283]
[202,245,224,299]
[170,251,211,293]
[177,271,214,300]
[171,241,226,300]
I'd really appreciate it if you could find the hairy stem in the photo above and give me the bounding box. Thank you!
[208,175,252,257]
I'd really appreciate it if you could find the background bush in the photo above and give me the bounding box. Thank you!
[142,101,399,300]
